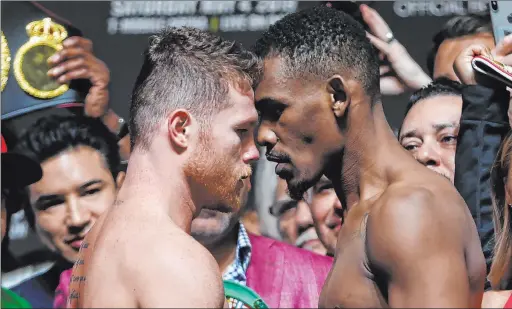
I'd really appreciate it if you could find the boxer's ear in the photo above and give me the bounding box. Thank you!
[168,110,192,150]
[327,75,350,118]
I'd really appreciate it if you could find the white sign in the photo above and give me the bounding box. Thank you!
[107,1,298,35]
[394,1,488,18]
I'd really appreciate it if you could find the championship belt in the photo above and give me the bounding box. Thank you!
[13,17,69,99]
[1,31,10,92]
[223,280,269,309]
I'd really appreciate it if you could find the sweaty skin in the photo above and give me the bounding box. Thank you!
[255,57,486,308]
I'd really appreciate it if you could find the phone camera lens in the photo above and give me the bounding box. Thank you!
[491,1,498,11]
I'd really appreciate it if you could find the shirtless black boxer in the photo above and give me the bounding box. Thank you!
[253,7,485,307]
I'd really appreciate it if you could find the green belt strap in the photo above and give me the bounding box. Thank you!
[223,280,269,309]
[1,288,32,308]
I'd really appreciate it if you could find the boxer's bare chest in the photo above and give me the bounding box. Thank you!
[319,205,388,308]
[67,240,90,308]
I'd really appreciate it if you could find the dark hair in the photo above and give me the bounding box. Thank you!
[253,6,380,100]
[130,27,262,151]
[426,14,492,76]
[14,115,121,179]
[489,130,512,289]
[404,77,463,117]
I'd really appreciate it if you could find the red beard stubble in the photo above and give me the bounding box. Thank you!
[184,132,252,212]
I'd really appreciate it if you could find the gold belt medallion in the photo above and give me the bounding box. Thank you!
[1,31,10,92]
[13,18,69,99]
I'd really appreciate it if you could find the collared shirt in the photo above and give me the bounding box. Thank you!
[223,223,252,308]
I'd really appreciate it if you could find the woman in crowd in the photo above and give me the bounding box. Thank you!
[484,131,512,308]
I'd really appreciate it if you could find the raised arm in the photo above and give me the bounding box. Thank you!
[366,189,483,307]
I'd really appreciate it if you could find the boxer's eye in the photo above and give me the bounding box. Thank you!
[255,98,287,122]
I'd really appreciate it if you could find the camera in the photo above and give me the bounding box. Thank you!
[491,1,498,12]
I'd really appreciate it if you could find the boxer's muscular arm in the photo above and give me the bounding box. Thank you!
[367,188,471,307]
[128,239,225,308]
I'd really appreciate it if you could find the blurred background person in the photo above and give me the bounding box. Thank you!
[5,115,123,308]
[483,131,512,308]
[270,178,327,255]
[240,204,261,236]
[307,176,343,257]
[1,134,43,308]
[427,14,494,81]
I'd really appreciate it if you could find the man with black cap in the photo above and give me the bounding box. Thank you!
[1,134,43,308]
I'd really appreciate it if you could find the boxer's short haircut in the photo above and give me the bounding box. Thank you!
[130,27,261,151]
[426,14,492,76]
[253,6,380,101]
[14,115,121,178]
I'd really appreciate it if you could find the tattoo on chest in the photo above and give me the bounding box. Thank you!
[71,275,87,282]
[69,241,88,305]
[69,290,80,299]
[72,242,88,270]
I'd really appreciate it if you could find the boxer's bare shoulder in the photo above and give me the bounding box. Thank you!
[122,224,225,308]
[319,176,485,308]
[69,200,225,308]
[365,181,485,307]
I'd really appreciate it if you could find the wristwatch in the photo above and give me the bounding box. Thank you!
[102,109,129,141]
